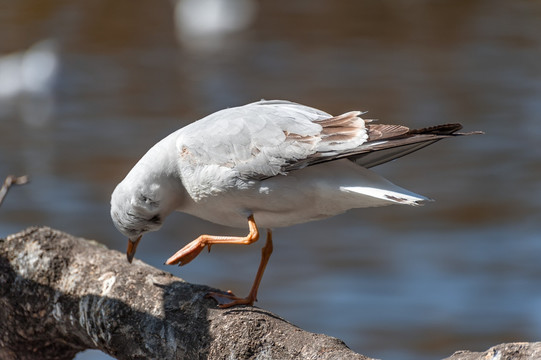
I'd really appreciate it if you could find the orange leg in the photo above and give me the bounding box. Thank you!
[208,229,273,308]
[165,215,259,266]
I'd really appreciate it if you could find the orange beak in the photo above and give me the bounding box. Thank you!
[126,235,142,263]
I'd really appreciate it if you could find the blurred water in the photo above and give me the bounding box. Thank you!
[1,1,540,359]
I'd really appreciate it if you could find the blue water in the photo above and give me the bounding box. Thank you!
[1,1,540,359]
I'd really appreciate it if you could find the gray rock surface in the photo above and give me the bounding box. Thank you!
[0,227,369,360]
[1,226,538,360]
[445,342,541,360]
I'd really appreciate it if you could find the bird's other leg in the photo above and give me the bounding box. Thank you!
[165,215,259,266]
[207,229,273,308]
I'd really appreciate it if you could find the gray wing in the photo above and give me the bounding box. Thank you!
[177,100,481,184]
[176,100,369,181]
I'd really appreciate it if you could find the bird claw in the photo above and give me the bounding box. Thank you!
[206,290,256,308]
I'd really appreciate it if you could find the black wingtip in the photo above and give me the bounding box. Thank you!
[408,123,464,135]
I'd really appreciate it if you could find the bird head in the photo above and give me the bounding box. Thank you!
[110,182,166,263]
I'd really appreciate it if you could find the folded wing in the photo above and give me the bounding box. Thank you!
[177,100,481,185]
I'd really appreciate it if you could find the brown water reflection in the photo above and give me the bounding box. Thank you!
[1,1,540,359]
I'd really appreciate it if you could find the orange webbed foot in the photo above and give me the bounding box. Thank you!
[165,217,271,309]
[165,215,259,266]
[165,238,207,266]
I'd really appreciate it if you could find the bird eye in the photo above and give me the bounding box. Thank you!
[138,193,159,208]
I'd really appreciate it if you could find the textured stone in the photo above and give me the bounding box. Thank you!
[0,227,368,360]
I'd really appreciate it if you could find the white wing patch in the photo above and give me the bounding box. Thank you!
[341,186,428,206]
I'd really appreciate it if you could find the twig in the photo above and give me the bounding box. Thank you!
[0,175,29,207]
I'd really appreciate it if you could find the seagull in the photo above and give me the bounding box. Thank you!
[110,100,481,308]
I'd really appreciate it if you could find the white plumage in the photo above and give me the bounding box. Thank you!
[110,99,480,307]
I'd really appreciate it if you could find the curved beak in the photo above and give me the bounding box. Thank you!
[126,235,142,263]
